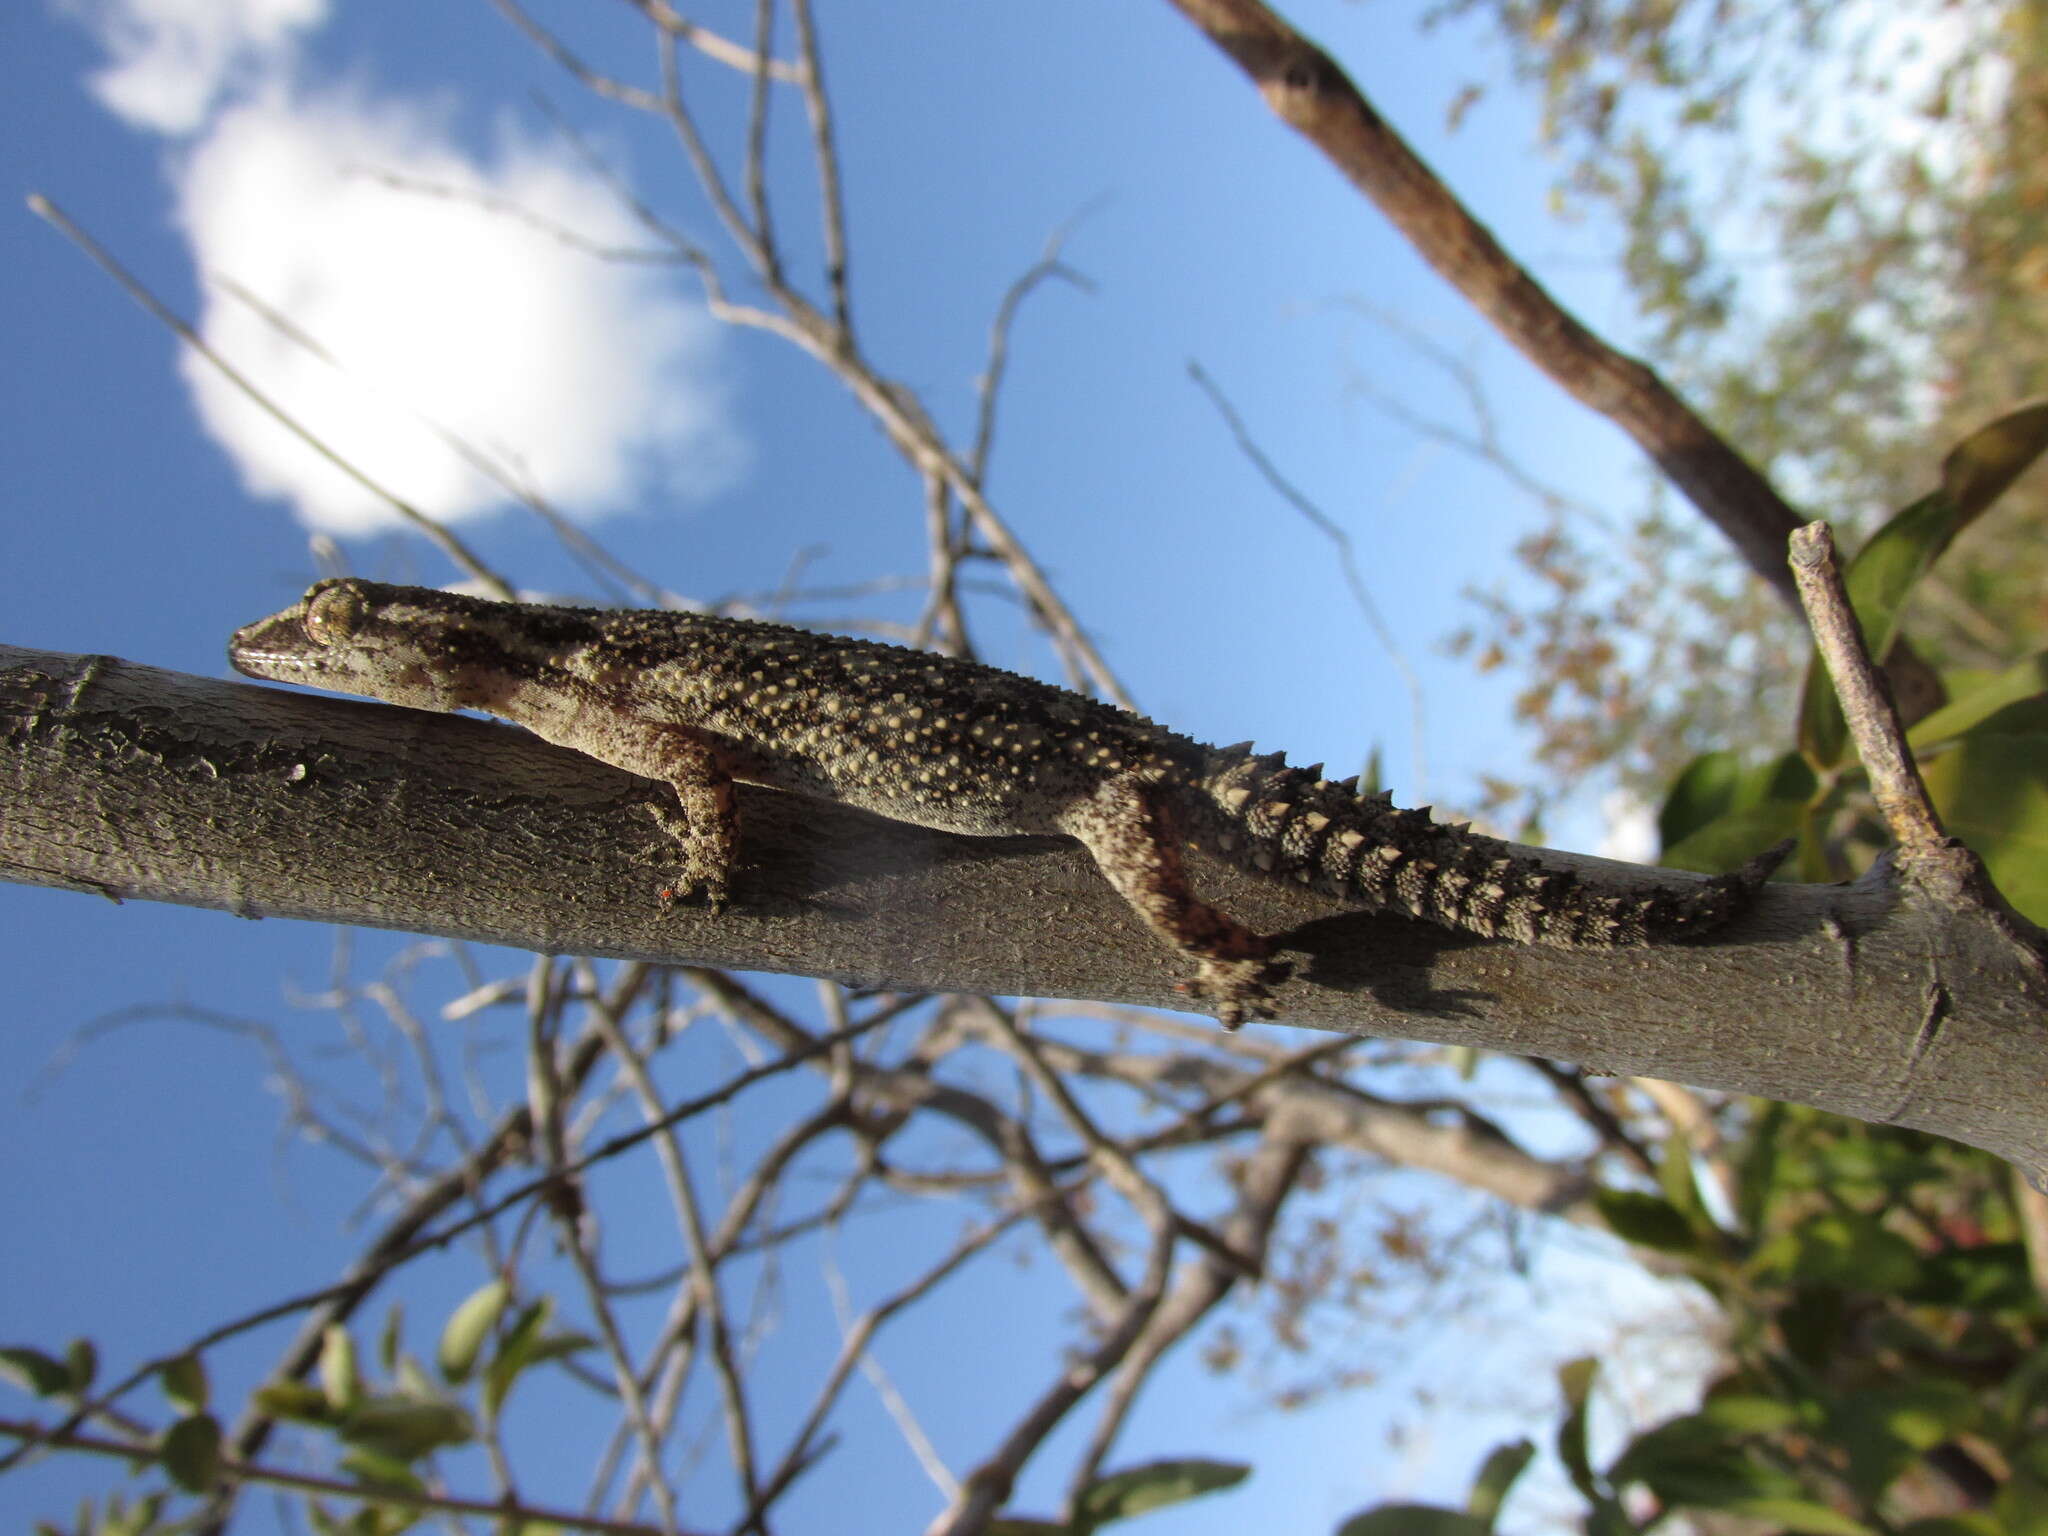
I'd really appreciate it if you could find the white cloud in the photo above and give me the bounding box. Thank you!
[62,0,327,135]
[173,91,744,533]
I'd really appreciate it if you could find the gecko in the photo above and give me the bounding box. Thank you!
[229,579,1786,1027]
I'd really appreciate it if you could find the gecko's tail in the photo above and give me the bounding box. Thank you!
[1189,744,1791,947]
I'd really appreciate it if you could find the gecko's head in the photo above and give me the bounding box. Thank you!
[229,578,523,713]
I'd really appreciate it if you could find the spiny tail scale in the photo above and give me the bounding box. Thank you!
[1183,744,1787,948]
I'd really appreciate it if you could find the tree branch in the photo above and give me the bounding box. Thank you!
[1157,0,1807,603]
[6,644,2046,1182]
[1789,521,1947,853]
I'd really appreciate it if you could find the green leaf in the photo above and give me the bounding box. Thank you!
[1610,1412,1747,1489]
[1939,400,2048,528]
[1074,1459,1249,1524]
[1465,1439,1534,1528]
[1798,403,2048,774]
[320,1326,361,1412]
[1717,1498,1877,1536]
[100,1493,169,1536]
[378,1305,404,1377]
[516,1334,595,1371]
[437,1280,509,1385]
[1844,493,1958,662]
[1657,1126,1706,1226]
[1908,1244,2034,1310]
[2000,1340,2048,1433]
[1921,729,2048,925]
[254,1380,340,1424]
[1659,751,1744,850]
[1908,650,2048,751]
[1829,1383,1981,1501]
[986,1520,1073,1535]
[338,1398,473,1460]
[1555,1357,1600,1499]
[1335,1506,1494,1536]
[64,1339,97,1397]
[1735,1100,1787,1232]
[1695,1392,1801,1433]
[338,1444,427,1492]
[1749,1211,1922,1292]
[2001,1466,2048,1536]
[395,1353,438,1402]
[481,1299,552,1422]
[1594,1189,1700,1255]
[1898,1517,2005,1536]
[159,1412,223,1494]
[1658,752,1814,874]
[0,1347,73,1399]
[160,1353,208,1415]
[1778,1289,1847,1368]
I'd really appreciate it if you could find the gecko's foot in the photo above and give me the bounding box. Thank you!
[639,798,732,913]
[654,869,730,915]
[639,802,732,913]
[1180,956,1293,1031]
[645,835,729,913]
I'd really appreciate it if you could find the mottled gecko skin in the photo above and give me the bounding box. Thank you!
[230,579,1785,1027]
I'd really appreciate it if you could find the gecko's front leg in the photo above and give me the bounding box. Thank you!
[1058,774,1289,1028]
[633,725,742,913]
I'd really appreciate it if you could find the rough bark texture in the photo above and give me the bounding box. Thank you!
[7,644,2046,1181]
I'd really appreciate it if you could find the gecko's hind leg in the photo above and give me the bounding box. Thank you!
[633,727,741,912]
[1059,775,1289,1029]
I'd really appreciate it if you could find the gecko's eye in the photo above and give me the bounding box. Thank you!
[303,584,367,648]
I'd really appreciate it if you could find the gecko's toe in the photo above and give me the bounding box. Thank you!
[1182,956,1291,1030]
[655,872,730,914]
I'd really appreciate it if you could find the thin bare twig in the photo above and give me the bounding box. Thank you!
[27,195,512,598]
[788,0,853,336]
[914,471,973,657]
[805,1219,1028,1504]
[653,23,773,280]
[1188,359,1428,795]
[535,966,685,1535]
[930,1218,1175,1536]
[1332,298,1617,532]
[1788,521,1946,853]
[972,218,1098,485]
[1158,0,1806,603]
[743,0,781,289]
[577,965,759,1526]
[1061,1129,1309,1510]
[492,2,1135,705]
[629,0,805,80]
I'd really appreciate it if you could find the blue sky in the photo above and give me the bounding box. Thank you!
[0,1,1769,1531]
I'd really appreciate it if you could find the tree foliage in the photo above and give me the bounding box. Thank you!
[1437,0,2048,811]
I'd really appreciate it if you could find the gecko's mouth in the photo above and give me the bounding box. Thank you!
[228,610,321,680]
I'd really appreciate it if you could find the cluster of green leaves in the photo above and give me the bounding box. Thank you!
[1437,0,2048,824]
[1338,1101,2048,1534]
[1658,404,2048,922]
[1,1280,589,1536]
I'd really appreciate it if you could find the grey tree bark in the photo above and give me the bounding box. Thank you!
[6,642,2045,1183]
